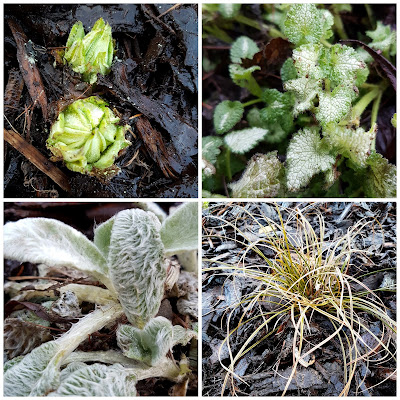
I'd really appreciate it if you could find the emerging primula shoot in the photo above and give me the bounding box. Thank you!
[64,17,114,84]
[47,96,130,178]
[3,203,198,396]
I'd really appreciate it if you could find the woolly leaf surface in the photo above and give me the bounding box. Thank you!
[108,209,165,327]
[286,128,335,191]
[230,36,259,64]
[3,218,111,290]
[49,363,137,396]
[229,152,282,198]
[117,317,173,366]
[160,202,198,257]
[224,127,268,154]
[213,100,244,134]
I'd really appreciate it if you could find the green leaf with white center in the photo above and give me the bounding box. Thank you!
[323,44,367,87]
[218,3,241,18]
[213,100,244,134]
[203,136,223,165]
[364,151,397,197]
[324,124,376,167]
[229,152,282,198]
[292,44,324,79]
[3,217,113,291]
[229,64,262,97]
[316,86,353,126]
[230,36,259,64]
[49,363,137,397]
[284,77,320,116]
[224,127,268,154]
[283,4,333,46]
[108,209,166,327]
[366,21,396,56]
[160,202,198,257]
[286,127,336,192]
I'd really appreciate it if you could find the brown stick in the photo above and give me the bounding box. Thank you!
[4,129,71,192]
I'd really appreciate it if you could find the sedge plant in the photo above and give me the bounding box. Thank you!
[202,203,396,396]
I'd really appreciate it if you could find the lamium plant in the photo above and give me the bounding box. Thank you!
[64,17,115,84]
[47,96,130,179]
[202,4,396,198]
[3,202,198,396]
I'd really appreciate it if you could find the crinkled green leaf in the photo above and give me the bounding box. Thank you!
[229,64,262,97]
[203,136,223,165]
[3,218,113,290]
[50,363,137,396]
[320,9,334,40]
[284,77,320,116]
[213,100,244,134]
[324,124,376,167]
[230,36,259,64]
[364,152,396,197]
[283,4,333,46]
[160,202,198,257]
[281,58,298,82]
[286,127,336,191]
[366,21,396,56]
[117,317,173,366]
[224,127,268,154]
[229,152,282,198]
[108,209,165,327]
[316,86,353,126]
[218,3,241,18]
[260,89,294,131]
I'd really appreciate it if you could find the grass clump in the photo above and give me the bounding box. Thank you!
[202,203,396,396]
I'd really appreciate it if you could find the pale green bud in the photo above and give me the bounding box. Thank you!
[64,18,114,83]
[47,96,130,177]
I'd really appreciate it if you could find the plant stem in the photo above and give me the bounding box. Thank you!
[225,148,232,182]
[351,87,380,122]
[333,13,348,39]
[242,98,263,108]
[234,14,285,39]
[321,39,333,48]
[370,90,383,128]
[364,5,376,29]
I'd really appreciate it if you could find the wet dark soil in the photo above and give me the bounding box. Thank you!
[4,4,198,198]
[202,202,396,396]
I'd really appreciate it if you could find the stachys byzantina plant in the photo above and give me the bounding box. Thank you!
[3,202,198,396]
[47,96,130,177]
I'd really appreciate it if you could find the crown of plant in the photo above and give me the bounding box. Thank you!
[64,17,115,84]
[47,96,130,177]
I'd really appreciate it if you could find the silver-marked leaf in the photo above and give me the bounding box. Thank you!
[286,127,336,191]
[230,36,259,64]
[224,127,268,154]
[213,100,244,134]
[160,202,198,257]
[49,363,137,396]
[3,218,112,290]
[218,3,241,18]
[117,317,173,366]
[108,209,166,327]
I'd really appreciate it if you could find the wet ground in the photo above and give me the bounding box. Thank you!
[202,202,396,396]
[4,4,198,198]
